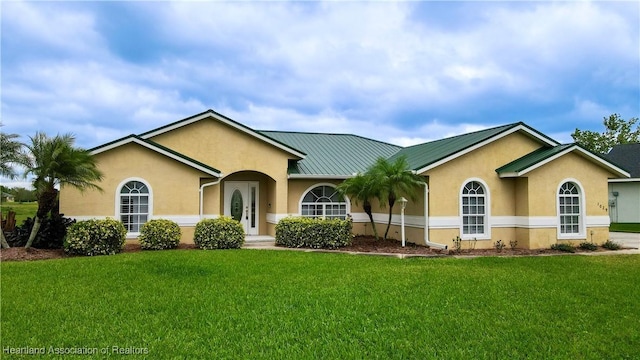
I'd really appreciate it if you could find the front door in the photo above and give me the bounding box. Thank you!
[224,181,259,235]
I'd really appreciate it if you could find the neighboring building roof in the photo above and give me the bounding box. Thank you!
[604,143,640,178]
[90,134,222,177]
[138,109,306,159]
[390,122,559,173]
[496,144,630,178]
[260,131,401,178]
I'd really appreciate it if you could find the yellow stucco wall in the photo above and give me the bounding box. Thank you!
[424,132,541,217]
[522,152,614,248]
[149,118,294,214]
[60,143,208,217]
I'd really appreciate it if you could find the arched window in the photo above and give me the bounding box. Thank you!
[300,185,348,220]
[461,180,488,238]
[118,180,151,234]
[558,181,583,236]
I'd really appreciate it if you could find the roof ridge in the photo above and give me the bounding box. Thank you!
[401,122,521,150]
[258,130,402,148]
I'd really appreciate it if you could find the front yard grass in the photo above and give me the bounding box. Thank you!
[610,222,640,233]
[2,250,639,358]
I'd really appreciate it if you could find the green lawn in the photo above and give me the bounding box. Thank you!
[2,250,639,359]
[610,222,640,233]
[0,201,37,225]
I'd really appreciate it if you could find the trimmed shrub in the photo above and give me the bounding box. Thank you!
[64,219,126,256]
[578,241,598,251]
[6,215,75,249]
[139,219,181,250]
[602,240,621,250]
[194,217,245,249]
[275,217,352,249]
[551,243,576,253]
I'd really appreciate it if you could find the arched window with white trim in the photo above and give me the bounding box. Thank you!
[118,180,151,234]
[460,180,489,238]
[300,185,348,220]
[558,181,583,236]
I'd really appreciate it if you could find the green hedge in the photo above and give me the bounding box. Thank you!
[194,217,245,249]
[275,217,352,249]
[139,219,181,250]
[64,219,126,256]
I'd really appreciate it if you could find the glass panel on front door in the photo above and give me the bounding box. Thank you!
[231,189,243,222]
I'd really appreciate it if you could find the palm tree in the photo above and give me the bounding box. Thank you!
[336,172,383,240]
[370,156,425,240]
[0,129,27,249]
[23,132,104,249]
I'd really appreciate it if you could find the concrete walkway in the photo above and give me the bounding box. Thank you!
[610,232,640,250]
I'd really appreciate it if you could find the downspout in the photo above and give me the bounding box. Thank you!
[199,177,223,219]
[424,182,448,249]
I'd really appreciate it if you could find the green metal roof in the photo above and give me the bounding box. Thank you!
[390,122,560,172]
[259,131,401,177]
[496,144,574,176]
[391,123,516,171]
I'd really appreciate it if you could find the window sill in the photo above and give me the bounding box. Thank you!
[460,235,491,241]
[557,234,586,240]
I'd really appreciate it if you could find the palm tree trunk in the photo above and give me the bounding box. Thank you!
[25,216,42,249]
[363,201,379,241]
[1,231,9,249]
[383,195,396,240]
[383,205,393,240]
[25,188,57,249]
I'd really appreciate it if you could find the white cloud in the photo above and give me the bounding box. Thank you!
[1,1,637,150]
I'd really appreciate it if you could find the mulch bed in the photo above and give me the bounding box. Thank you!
[0,236,619,262]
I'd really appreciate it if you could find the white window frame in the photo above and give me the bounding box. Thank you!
[459,178,491,240]
[115,177,153,238]
[557,179,586,239]
[299,183,351,220]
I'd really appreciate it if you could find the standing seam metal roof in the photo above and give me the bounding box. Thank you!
[258,131,401,176]
[390,123,522,171]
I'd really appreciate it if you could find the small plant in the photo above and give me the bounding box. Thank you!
[468,237,477,250]
[139,219,181,250]
[578,241,598,251]
[494,239,506,252]
[551,243,576,253]
[602,240,621,250]
[509,240,518,250]
[194,217,245,249]
[452,236,462,253]
[64,218,126,256]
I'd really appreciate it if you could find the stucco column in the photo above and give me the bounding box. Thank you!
[274,176,289,217]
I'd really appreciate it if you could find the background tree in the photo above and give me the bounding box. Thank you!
[0,129,27,248]
[571,113,640,154]
[370,156,425,241]
[11,187,37,202]
[336,172,383,240]
[23,132,103,249]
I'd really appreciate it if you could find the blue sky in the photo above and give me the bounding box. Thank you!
[1,1,639,187]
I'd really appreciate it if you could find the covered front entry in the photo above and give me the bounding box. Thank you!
[224,181,259,235]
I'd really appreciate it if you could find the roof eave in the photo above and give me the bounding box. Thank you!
[497,145,631,179]
[91,136,222,177]
[415,124,558,174]
[287,174,353,180]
